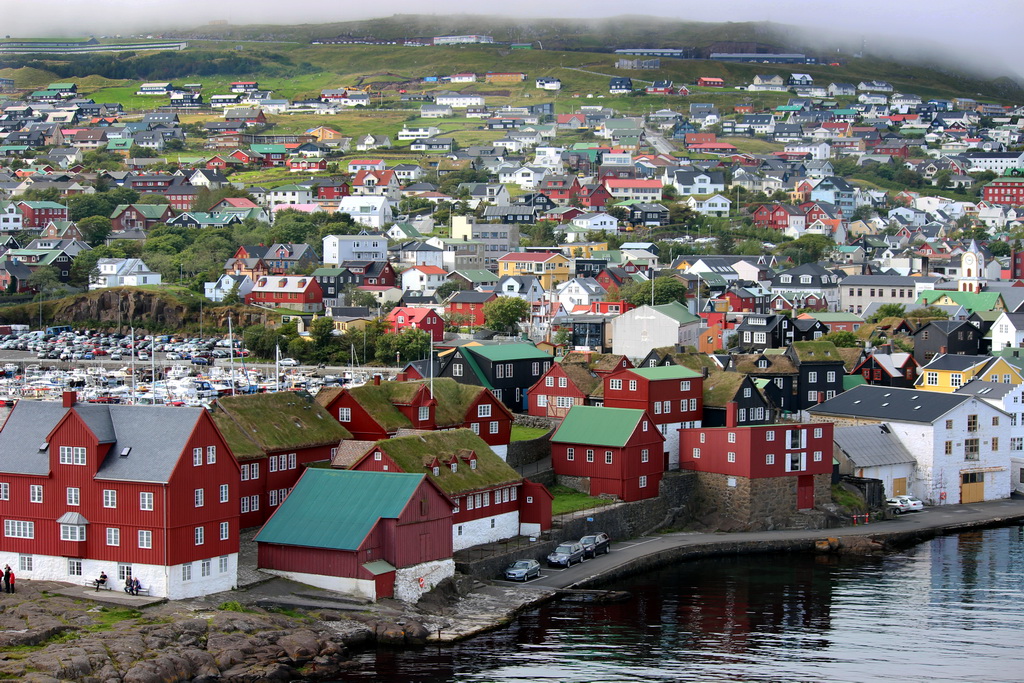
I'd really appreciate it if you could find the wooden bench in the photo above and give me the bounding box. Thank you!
[84,579,111,590]
[123,586,151,596]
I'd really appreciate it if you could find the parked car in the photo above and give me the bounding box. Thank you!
[191,357,210,366]
[547,542,585,567]
[279,357,300,367]
[887,495,924,514]
[579,532,611,558]
[503,559,541,582]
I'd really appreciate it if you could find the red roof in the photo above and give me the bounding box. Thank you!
[387,307,437,323]
[604,179,663,189]
[348,159,384,165]
[408,265,448,275]
[687,142,739,151]
[220,197,258,208]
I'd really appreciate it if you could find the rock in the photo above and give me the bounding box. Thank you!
[814,539,832,553]
[377,624,406,646]
[403,620,429,646]
[277,630,319,659]
[178,618,209,635]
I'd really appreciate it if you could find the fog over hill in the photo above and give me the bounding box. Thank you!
[3,1,1021,83]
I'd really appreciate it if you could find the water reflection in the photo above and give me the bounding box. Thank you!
[347,527,1024,683]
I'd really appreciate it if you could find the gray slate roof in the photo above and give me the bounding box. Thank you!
[0,400,205,482]
[833,424,916,467]
[809,385,972,424]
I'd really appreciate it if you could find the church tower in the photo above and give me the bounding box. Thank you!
[958,239,986,293]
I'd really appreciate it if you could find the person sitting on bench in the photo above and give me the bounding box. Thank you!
[94,571,107,591]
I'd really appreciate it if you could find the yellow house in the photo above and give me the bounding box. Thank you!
[559,241,608,258]
[307,126,345,141]
[916,355,1024,393]
[497,251,570,290]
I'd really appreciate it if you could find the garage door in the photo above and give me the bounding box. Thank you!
[961,472,985,504]
[892,477,907,496]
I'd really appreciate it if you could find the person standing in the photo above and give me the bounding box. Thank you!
[3,565,10,594]
[8,568,14,594]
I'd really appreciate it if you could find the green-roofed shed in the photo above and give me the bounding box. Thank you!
[551,405,648,448]
[254,468,454,601]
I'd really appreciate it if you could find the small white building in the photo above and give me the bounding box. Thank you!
[336,196,393,229]
[323,234,388,265]
[834,424,917,498]
[400,265,448,294]
[90,258,162,290]
[611,301,700,360]
[556,277,606,310]
[204,273,254,302]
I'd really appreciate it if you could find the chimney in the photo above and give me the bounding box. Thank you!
[373,374,381,386]
[396,371,408,382]
[726,401,738,428]
[62,390,76,408]
[939,345,947,355]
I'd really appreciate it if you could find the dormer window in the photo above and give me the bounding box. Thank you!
[470,459,477,470]
[432,466,440,476]
[450,462,457,473]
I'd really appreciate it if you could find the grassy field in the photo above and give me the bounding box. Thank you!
[510,425,550,442]
[549,485,616,516]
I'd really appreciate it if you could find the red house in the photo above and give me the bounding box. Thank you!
[316,377,513,458]
[574,183,614,210]
[528,362,602,418]
[678,405,834,525]
[697,77,725,87]
[255,468,454,602]
[210,391,351,529]
[350,429,550,550]
[287,156,328,173]
[110,203,175,233]
[15,201,68,230]
[550,405,666,502]
[446,290,496,327]
[0,391,240,599]
[244,275,323,313]
[386,306,444,342]
[602,366,704,468]
[538,175,583,205]
[752,203,803,231]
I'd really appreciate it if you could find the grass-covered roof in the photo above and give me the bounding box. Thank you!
[212,390,351,458]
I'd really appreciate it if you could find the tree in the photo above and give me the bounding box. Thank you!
[775,234,835,265]
[714,231,736,254]
[868,303,906,322]
[137,194,170,205]
[619,277,689,307]
[28,266,63,300]
[221,280,242,305]
[434,278,466,302]
[375,328,431,365]
[905,305,949,321]
[309,316,339,363]
[483,297,530,333]
[988,240,1011,258]
[78,216,112,247]
[820,331,860,348]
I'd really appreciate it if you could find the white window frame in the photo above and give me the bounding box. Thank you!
[140,491,154,511]
[138,530,152,549]
[477,403,491,418]
[66,487,80,506]
[338,407,352,422]
[195,526,205,545]
[207,445,216,464]
[29,484,42,503]
[103,489,116,508]
[194,488,204,507]
[106,527,120,546]
[220,484,229,503]
[193,447,202,466]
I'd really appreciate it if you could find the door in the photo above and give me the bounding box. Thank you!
[961,472,985,504]
[797,475,815,510]
[374,571,394,600]
[892,478,907,496]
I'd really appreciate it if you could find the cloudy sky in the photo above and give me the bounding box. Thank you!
[2,0,1021,80]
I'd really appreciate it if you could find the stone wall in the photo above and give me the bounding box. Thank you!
[555,474,590,495]
[690,472,835,531]
[513,414,560,430]
[455,471,698,580]
[506,428,553,469]
[394,559,454,603]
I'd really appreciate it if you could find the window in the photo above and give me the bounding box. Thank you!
[629,380,637,392]
[566,447,575,461]
[240,464,249,481]
[338,407,352,422]
[193,447,202,466]
[268,456,278,473]
[19,555,31,573]
[477,404,491,418]
[681,381,691,391]
[1012,437,1023,451]
[537,394,548,407]
[643,421,649,432]
[0,483,7,501]
[195,527,205,545]
[690,399,697,411]
[556,396,573,408]
[992,438,1000,451]
[240,497,249,514]
[490,421,499,434]
[639,475,648,488]
[654,402,662,415]
[605,451,613,464]
[766,453,775,465]
[992,416,1000,427]
[68,559,82,577]
[927,373,939,386]
[250,495,259,511]
[419,406,430,422]
[219,556,229,573]
[586,449,595,462]
[194,489,204,507]
[967,414,978,432]
[106,527,120,546]
[813,427,823,439]
[610,379,622,391]
[951,373,963,388]
[4,520,33,538]
[140,492,154,511]
[814,451,823,462]
[102,489,116,508]
[945,419,953,430]
[944,441,953,455]
[29,485,42,503]
[66,487,80,506]
[964,439,980,460]
[251,463,259,479]
[59,446,86,465]
[692,448,701,459]
[138,530,152,549]
[471,422,480,434]
[641,449,649,463]
[60,524,86,541]
[727,452,736,463]
[826,372,836,383]
[545,377,554,387]
[453,363,463,377]
[786,452,806,472]
[808,372,818,383]
[182,564,192,582]
[220,521,230,541]
[201,559,212,578]
[220,484,229,503]
[766,430,775,441]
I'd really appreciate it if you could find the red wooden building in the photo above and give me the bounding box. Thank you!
[751,203,804,231]
[550,405,665,502]
[210,391,350,528]
[602,366,704,469]
[679,403,834,524]
[0,392,240,599]
[256,468,454,602]
[316,377,513,458]
[350,429,550,550]
[244,275,324,313]
[386,306,444,342]
[15,201,68,230]
[446,291,496,327]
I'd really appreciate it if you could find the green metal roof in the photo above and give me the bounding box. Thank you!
[455,269,499,283]
[255,469,425,550]
[917,290,1004,313]
[551,405,646,448]
[466,343,550,362]
[843,375,867,391]
[629,365,701,380]
[651,300,700,324]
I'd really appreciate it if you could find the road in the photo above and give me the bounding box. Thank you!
[495,497,1024,590]
[644,127,675,155]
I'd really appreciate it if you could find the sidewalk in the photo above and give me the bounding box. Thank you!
[518,497,1024,591]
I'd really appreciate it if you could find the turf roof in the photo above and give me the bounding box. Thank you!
[370,428,521,495]
[212,390,351,457]
[702,370,748,407]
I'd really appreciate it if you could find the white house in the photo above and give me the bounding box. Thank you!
[834,424,917,498]
[611,301,700,359]
[264,185,314,210]
[556,277,606,310]
[989,312,1024,351]
[500,165,548,190]
[398,126,441,141]
[0,201,23,232]
[204,273,254,302]
[90,258,162,290]
[810,385,1011,505]
[323,234,388,264]
[685,194,732,217]
[400,265,448,295]
[336,196,393,229]
[434,92,485,108]
[570,212,619,234]
[496,275,545,304]
[784,142,832,161]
